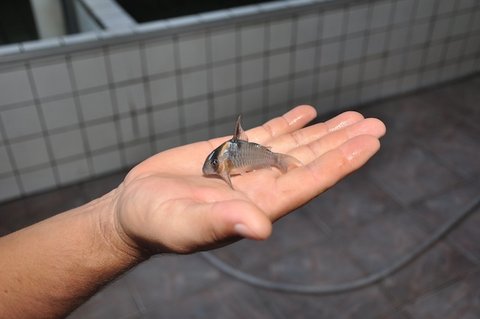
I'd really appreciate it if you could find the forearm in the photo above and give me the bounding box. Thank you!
[0,189,146,319]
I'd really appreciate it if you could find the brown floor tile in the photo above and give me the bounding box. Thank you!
[0,185,86,233]
[67,277,140,319]
[166,255,223,299]
[212,210,326,270]
[343,212,429,273]
[125,254,223,308]
[23,184,86,217]
[0,224,10,236]
[362,91,457,148]
[367,142,461,206]
[302,169,400,232]
[446,209,480,265]
[379,311,412,319]
[402,269,480,319]
[142,281,277,319]
[412,179,480,229]
[421,76,480,128]
[260,285,396,319]
[81,170,127,201]
[123,256,177,306]
[247,237,365,285]
[0,199,29,234]
[381,241,477,305]
[411,179,480,263]
[414,117,480,179]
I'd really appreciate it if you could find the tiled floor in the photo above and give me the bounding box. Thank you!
[1,74,480,318]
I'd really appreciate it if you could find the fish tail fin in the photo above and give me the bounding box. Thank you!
[275,153,302,173]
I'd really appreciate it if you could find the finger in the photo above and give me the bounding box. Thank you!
[146,105,317,176]
[326,110,365,132]
[247,104,317,143]
[268,135,381,219]
[207,105,317,148]
[287,117,386,163]
[266,111,367,153]
[207,200,272,241]
[152,199,272,253]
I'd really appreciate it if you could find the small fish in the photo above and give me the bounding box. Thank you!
[202,115,302,188]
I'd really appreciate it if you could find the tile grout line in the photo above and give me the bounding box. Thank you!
[261,20,271,122]
[416,0,445,87]
[355,0,375,104]
[453,1,480,75]
[333,2,352,108]
[0,14,476,113]
[435,0,462,82]
[205,29,215,139]
[396,0,421,93]
[172,34,187,145]
[234,22,243,118]
[378,0,401,97]
[25,61,61,187]
[1,55,477,150]
[309,5,324,107]
[65,54,96,179]
[286,14,299,111]
[138,39,157,154]
[126,280,148,316]
[2,70,478,184]
[0,94,26,196]
[102,45,128,168]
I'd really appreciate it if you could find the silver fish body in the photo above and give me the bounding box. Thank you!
[203,115,301,188]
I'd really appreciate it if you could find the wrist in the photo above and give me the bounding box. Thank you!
[92,187,150,266]
[0,185,149,318]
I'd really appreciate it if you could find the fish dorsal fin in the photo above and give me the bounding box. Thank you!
[233,115,248,141]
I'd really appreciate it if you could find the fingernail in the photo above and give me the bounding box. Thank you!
[234,224,253,239]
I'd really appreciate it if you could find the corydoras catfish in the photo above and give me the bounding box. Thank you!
[202,115,302,188]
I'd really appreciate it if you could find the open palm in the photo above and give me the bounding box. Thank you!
[113,106,385,254]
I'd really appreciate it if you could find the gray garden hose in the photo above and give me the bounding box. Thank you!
[201,197,480,294]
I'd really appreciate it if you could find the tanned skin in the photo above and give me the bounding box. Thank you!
[0,106,386,318]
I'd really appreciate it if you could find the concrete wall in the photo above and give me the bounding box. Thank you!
[30,0,67,38]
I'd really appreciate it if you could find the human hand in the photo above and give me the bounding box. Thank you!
[111,106,385,255]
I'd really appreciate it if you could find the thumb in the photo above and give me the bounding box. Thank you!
[206,199,273,241]
[144,199,273,254]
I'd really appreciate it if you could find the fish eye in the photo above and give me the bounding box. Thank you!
[212,159,219,166]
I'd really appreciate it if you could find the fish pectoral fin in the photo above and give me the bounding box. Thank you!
[219,171,234,189]
[237,168,253,176]
[233,115,249,141]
